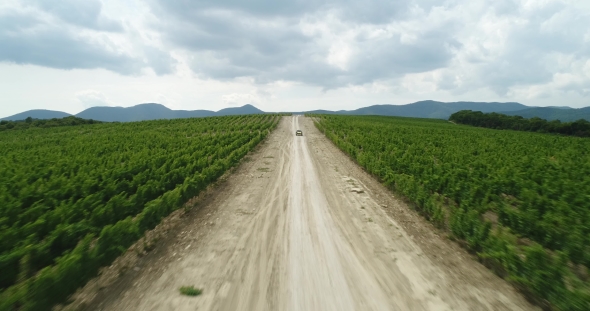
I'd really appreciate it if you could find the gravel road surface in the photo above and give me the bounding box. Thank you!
[82,116,537,311]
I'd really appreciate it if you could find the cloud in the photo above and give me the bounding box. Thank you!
[409,0,590,97]
[145,0,590,96]
[144,46,176,75]
[0,25,141,74]
[24,0,123,31]
[0,4,175,75]
[76,90,114,108]
[221,88,273,106]
[151,0,459,89]
[1,0,589,102]
[150,0,420,24]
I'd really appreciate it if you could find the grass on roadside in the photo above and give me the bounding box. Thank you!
[179,286,203,296]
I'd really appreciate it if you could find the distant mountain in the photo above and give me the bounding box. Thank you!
[216,104,265,116]
[543,106,573,109]
[500,107,590,122]
[73,103,263,122]
[305,100,529,119]
[75,104,167,122]
[2,104,265,122]
[4,101,588,122]
[1,109,72,121]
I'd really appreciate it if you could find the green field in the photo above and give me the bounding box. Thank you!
[312,115,590,310]
[0,115,281,310]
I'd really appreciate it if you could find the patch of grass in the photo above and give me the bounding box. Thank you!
[360,206,365,209]
[263,156,274,158]
[179,286,203,296]
[257,167,270,172]
[263,161,271,165]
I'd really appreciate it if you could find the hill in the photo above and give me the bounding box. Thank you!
[305,101,590,121]
[4,101,589,122]
[306,101,529,119]
[2,104,265,122]
[75,103,264,122]
[216,104,265,116]
[1,110,72,121]
[75,103,170,122]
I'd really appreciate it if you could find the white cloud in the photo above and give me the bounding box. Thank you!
[221,88,274,106]
[24,0,124,31]
[1,0,590,118]
[0,0,174,75]
[76,90,114,108]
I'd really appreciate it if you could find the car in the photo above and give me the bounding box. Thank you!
[296,130,303,136]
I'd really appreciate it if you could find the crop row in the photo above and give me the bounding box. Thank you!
[0,114,282,311]
[311,114,589,310]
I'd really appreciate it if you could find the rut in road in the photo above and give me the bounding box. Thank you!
[82,116,537,311]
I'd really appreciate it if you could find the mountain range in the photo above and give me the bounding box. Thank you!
[304,101,529,119]
[2,101,589,122]
[2,103,265,122]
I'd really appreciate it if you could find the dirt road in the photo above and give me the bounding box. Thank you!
[83,116,536,311]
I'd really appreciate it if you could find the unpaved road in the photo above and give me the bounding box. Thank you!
[83,116,536,311]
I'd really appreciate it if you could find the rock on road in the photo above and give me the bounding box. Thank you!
[85,116,537,311]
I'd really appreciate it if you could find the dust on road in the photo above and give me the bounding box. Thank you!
[82,116,537,311]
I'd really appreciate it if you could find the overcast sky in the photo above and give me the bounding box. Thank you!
[1,0,589,117]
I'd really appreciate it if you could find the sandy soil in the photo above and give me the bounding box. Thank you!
[79,116,537,311]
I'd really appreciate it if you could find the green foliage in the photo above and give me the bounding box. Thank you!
[311,114,590,310]
[450,110,590,137]
[179,286,202,296]
[0,114,281,310]
[0,116,101,131]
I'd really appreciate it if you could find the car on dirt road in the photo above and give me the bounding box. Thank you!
[296,130,303,136]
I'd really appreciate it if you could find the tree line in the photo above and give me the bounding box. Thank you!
[0,116,102,131]
[449,110,590,137]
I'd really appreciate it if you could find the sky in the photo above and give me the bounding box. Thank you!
[1,0,589,117]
